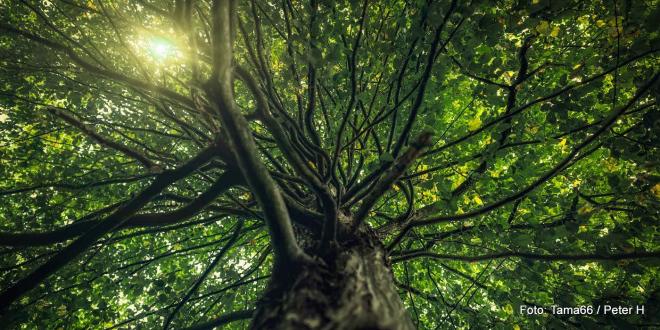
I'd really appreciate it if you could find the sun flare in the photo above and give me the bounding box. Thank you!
[148,38,173,59]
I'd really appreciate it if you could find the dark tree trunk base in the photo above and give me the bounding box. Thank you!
[249,233,413,330]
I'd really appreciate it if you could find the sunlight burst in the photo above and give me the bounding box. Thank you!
[148,38,173,59]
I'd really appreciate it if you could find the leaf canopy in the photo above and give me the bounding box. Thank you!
[0,0,659,329]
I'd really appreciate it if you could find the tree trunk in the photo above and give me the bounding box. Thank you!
[249,232,414,330]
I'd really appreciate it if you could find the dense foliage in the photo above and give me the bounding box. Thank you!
[0,0,658,328]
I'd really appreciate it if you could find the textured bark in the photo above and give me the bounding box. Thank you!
[250,232,414,330]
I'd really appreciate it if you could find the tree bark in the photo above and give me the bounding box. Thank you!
[250,231,414,330]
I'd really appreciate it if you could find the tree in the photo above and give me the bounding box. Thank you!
[0,0,658,328]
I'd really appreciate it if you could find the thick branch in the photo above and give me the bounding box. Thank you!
[0,144,217,313]
[388,72,658,250]
[235,65,338,252]
[0,171,240,247]
[207,0,306,268]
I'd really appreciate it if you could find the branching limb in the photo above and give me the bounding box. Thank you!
[0,171,241,247]
[351,132,433,231]
[179,309,254,330]
[0,23,195,108]
[49,107,157,170]
[390,0,457,157]
[206,0,307,268]
[0,144,218,313]
[388,73,658,250]
[234,65,339,253]
[163,219,245,329]
[392,250,660,263]
[424,48,659,157]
